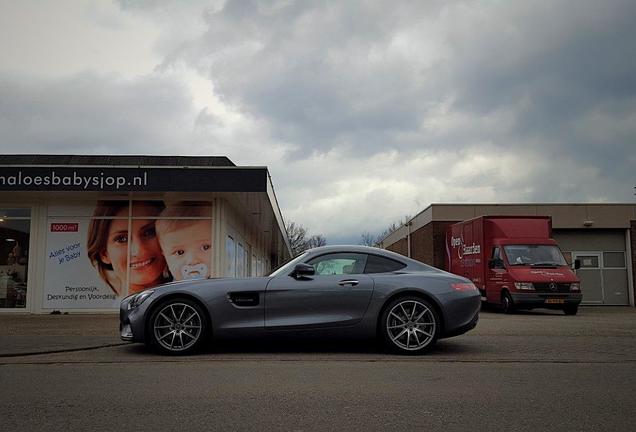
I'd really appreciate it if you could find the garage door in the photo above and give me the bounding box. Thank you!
[553,230,630,305]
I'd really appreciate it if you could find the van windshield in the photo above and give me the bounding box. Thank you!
[503,245,567,266]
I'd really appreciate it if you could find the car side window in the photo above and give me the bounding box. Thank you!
[307,253,367,276]
[364,254,407,273]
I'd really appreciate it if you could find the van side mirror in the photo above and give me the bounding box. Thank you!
[574,259,581,270]
[488,258,504,269]
[292,263,315,278]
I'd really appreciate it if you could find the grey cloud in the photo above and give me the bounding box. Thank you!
[164,0,635,184]
[0,72,195,154]
[1,0,634,243]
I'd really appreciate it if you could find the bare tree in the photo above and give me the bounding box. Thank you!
[371,214,413,246]
[359,231,376,246]
[307,234,327,249]
[285,221,327,256]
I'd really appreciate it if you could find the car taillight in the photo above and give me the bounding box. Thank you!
[570,283,580,291]
[451,282,477,292]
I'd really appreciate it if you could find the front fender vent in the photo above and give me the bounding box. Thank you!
[228,292,260,307]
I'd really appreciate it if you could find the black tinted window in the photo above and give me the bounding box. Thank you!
[364,255,406,273]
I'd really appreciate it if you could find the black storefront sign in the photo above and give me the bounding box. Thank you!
[0,167,267,192]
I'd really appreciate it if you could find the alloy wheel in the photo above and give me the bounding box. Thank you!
[153,302,203,352]
[386,300,436,351]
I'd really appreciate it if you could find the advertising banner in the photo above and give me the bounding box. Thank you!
[44,217,120,309]
[43,200,213,310]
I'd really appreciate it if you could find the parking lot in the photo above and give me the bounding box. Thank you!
[1,307,635,431]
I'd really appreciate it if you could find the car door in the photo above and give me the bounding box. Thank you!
[265,252,374,329]
[487,246,508,303]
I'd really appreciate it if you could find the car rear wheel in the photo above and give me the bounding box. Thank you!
[501,291,515,314]
[381,297,439,355]
[149,298,207,355]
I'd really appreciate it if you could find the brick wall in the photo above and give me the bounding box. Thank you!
[406,221,455,269]
[411,224,433,265]
[386,237,408,257]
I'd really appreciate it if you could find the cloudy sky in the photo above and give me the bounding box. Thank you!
[1,0,634,243]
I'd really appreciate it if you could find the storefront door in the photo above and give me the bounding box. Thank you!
[0,208,31,311]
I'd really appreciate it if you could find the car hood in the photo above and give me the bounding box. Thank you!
[508,267,579,283]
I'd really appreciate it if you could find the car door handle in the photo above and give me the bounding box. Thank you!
[338,279,359,287]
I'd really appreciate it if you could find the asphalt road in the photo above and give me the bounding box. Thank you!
[1,307,635,431]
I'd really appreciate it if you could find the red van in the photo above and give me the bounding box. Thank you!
[445,216,582,315]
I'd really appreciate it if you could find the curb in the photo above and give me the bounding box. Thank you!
[0,342,130,358]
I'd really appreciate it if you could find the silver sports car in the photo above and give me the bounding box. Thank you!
[120,245,480,355]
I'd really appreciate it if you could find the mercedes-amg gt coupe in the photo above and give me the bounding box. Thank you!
[120,245,480,355]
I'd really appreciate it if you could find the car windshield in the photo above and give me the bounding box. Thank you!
[268,252,310,277]
[503,245,567,266]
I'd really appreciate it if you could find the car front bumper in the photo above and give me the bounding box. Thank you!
[510,292,582,308]
[119,296,148,343]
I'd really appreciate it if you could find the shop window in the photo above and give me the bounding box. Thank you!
[0,213,30,309]
[44,199,215,311]
[226,236,236,277]
[237,243,245,277]
[151,201,213,283]
[0,208,31,218]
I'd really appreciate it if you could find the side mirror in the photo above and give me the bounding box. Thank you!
[574,259,581,270]
[488,258,503,269]
[292,263,315,278]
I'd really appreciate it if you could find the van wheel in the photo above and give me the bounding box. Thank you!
[501,292,515,314]
[563,305,578,316]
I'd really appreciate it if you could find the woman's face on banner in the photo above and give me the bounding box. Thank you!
[101,203,166,292]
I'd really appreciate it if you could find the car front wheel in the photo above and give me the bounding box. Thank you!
[148,298,208,355]
[381,296,440,355]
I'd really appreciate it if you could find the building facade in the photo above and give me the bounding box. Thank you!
[0,155,291,313]
[379,204,636,306]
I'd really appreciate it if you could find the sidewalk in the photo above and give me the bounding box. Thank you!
[0,314,125,357]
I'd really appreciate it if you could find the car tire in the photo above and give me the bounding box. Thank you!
[380,296,440,355]
[563,305,578,316]
[148,298,208,355]
[501,291,515,314]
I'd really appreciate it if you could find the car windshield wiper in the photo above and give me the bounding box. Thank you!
[530,262,559,267]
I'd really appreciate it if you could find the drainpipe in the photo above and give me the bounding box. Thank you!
[626,228,635,307]
[407,221,412,258]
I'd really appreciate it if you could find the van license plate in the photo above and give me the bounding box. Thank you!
[545,298,565,304]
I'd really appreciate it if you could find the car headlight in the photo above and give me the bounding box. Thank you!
[514,282,535,290]
[570,283,580,291]
[127,290,154,310]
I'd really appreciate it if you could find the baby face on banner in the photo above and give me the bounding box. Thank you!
[158,220,212,281]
